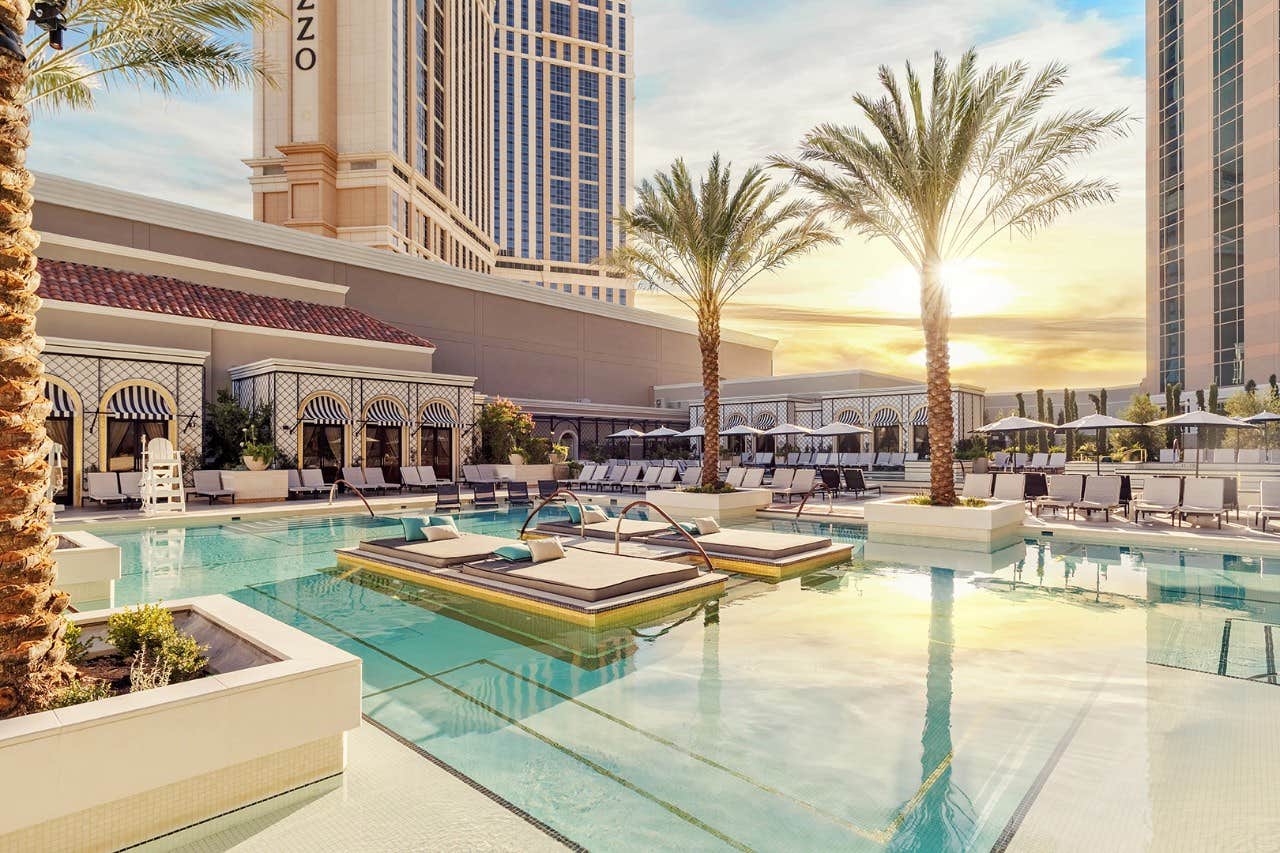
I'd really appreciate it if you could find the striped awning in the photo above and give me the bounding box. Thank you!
[45,383,74,418]
[300,395,351,425]
[420,402,460,428]
[107,385,172,421]
[837,409,862,425]
[364,399,413,426]
[754,412,778,430]
[871,409,900,427]
[725,413,748,428]
[911,408,928,426]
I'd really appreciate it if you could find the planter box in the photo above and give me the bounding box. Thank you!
[645,487,773,520]
[0,596,362,851]
[55,531,122,611]
[863,496,1027,552]
[218,469,289,502]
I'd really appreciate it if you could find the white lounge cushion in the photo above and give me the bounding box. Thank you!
[582,508,609,525]
[424,524,460,542]
[528,537,566,563]
[694,516,721,535]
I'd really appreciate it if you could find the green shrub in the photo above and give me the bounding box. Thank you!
[47,678,112,709]
[683,484,736,495]
[906,495,934,505]
[106,604,208,681]
[63,620,91,665]
[960,497,988,508]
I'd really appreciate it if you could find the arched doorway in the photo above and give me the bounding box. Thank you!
[419,400,459,481]
[45,378,80,505]
[299,393,351,483]
[557,429,579,460]
[99,382,176,473]
[753,412,778,454]
[835,408,865,453]
[871,408,902,454]
[723,412,749,456]
[363,398,413,483]
[910,407,930,457]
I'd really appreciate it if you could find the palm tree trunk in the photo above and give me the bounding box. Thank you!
[920,256,956,505]
[0,0,71,718]
[698,308,720,488]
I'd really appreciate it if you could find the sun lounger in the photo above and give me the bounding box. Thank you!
[505,481,533,505]
[83,472,128,507]
[418,467,446,490]
[359,531,515,568]
[610,465,642,492]
[400,466,427,492]
[817,468,841,493]
[904,453,920,462]
[461,549,701,602]
[653,467,679,489]
[843,468,881,498]
[118,471,144,503]
[960,473,994,499]
[1034,474,1083,516]
[1133,476,1182,524]
[1249,479,1280,528]
[993,473,1026,502]
[434,484,462,511]
[301,468,329,492]
[341,466,368,489]
[1072,475,1123,521]
[648,528,834,561]
[725,467,747,488]
[193,470,235,504]
[472,482,500,509]
[741,468,765,489]
[1027,453,1049,471]
[1176,478,1226,529]
[566,463,596,487]
[772,469,815,503]
[1158,448,1177,464]
[783,452,800,467]
[680,466,702,486]
[536,480,560,500]
[1209,449,1236,464]
[1046,452,1066,472]
[363,467,400,494]
[770,468,794,491]
[288,468,325,499]
[1237,449,1262,465]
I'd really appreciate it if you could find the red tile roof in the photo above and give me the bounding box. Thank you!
[37,259,433,350]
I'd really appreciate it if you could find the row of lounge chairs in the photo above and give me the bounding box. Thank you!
[1156,448,1280,464]
[739,452,918,470]
[964,472,1127,521]
[991,452,1067,472]
[566,463,698,493]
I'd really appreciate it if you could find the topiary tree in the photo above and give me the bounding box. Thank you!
[1035,389,1047,452]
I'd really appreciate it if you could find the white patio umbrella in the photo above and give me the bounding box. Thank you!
[1244,411,1280,458]
[643,427,682,438]
[1147,411,1257,476]
[1058,413,1140,474]
[718,424,764,437]
[607,428,645,439]
[975,416,1056,466]
[762,422,812,436]
[675,426,705,438]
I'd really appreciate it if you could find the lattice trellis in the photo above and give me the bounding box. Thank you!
[44,352,204,490]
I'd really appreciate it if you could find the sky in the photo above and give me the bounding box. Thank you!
[27,0,1147,393]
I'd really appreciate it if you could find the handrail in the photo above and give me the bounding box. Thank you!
[793,485,836,518]
[328,479,375,518]
[517,488,589,539]
[613,499,715,574]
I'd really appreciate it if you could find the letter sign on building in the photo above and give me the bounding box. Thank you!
[294,0,316,71]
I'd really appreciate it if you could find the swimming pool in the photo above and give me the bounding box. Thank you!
[97,509,1280,850]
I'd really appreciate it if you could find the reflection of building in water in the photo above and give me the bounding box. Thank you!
[139,527,187,599]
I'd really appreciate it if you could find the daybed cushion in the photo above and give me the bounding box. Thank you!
[582,508,609,525]
[649,529,834,560]
[461,550,700,602]
[429,515,457,527]
[528,538,566,563]
[401,516,429,542]
[694,517,721,535]
[494,544,533,562]
[537,518,675,540]
[358,533,515,568]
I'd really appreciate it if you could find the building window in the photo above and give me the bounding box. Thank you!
[549,1,570,35]
[1212,0,1243,386]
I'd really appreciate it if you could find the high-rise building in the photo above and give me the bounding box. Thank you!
[248,0,634,306]
[249,1,496,273]
[1146,0,1280,392]
[492,0,634,306]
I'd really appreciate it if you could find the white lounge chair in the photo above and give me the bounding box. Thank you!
[193,470,236,504]
[363,467,400,493]
[301,469,328,492]
[770,468,794,491]
[1027,452,1049,471]
[400,466,427,491]
[1072,475,1123,521]
[1134,477,1181,524]
[288,468,326,498]
[960,473,993,499]
[84,472,128,507]
[1249,480,1280,528]
[741,468,765,489]
[417,467,445,490]
[1176,478,1226,529]
[993,473,1026,503]
[118,471,143,502]
[1035,474,1084,516]
[773,469,815,503]
[341,466,368,488]
[1046,452,1066,472]
[725,467,747,488]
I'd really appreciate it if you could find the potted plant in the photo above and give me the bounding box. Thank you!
[549,442,569,464]
[241,438,275,471]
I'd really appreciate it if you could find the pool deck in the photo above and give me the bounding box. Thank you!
[149,720,570,852]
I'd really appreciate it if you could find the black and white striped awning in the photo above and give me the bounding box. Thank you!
[754,412,778,430]
[107,385,172,421]
[300,395,351,425]
[871,409,900,427]
[364,399,413,426]
[419,402,460,428]
[911,408,928,426]
[837,409,862,425]
[45,383,74,418]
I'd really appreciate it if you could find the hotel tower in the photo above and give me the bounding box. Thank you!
[248,0,634,305]
[1147,0,1280,392]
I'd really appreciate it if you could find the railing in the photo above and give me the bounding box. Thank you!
[793,485,837,518]
[517,488,589,539]
[328,479,375,518]
[613,499,715,574]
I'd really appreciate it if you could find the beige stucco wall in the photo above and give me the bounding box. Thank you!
[34,196,775,408]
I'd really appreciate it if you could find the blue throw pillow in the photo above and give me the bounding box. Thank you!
[493,544,533,562]
[676,521,699,534]
[401,516,429,542]
[428,515,456,527]
[565,504,583,524]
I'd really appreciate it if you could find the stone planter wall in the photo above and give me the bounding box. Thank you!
[863,496,1027,552]
[54,530,122,611]
[645,487,773,520]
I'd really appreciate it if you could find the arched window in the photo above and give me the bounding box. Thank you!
[724,412,748,427]
[299,393,352,483]
[834,408,866,453]
[910,407,930,457]
[870,408,902,454]
[419,399,460,481]
[45,377,79,504]
[100,382,175,473]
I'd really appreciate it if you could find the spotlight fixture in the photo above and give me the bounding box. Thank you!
[29,1,68,51]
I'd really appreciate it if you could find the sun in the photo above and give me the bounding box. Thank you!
[849,257,1017,318]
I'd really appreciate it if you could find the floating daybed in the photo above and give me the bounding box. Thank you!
[642,528,853,580]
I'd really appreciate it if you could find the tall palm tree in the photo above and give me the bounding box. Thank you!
[0,0,273,717]
[772,50,1129,504]
[608,155,835,487]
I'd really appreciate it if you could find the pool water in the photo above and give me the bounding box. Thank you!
[97,509,1280,851]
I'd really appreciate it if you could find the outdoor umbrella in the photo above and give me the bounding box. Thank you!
[607,427,645,460]
[1058,413,1140,474]
[1147,411,1258,476]
[643,427,682,438]
[762,422,813,436]
[812,421,873,455]
[717,423,764,461]
[675,426,705,438]
[1244,411,1280,458]
[974,416,1056,468]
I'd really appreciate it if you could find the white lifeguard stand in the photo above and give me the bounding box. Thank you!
[140,437,186,516]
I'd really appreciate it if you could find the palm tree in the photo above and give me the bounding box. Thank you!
[25,0,276,111]
[608,155,835,487]
[0,0,273,717]
[772,50,1129,504]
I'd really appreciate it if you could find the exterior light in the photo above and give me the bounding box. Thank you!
[30,1,68,50]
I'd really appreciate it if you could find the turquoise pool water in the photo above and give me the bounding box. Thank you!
[97,509,1280,851]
